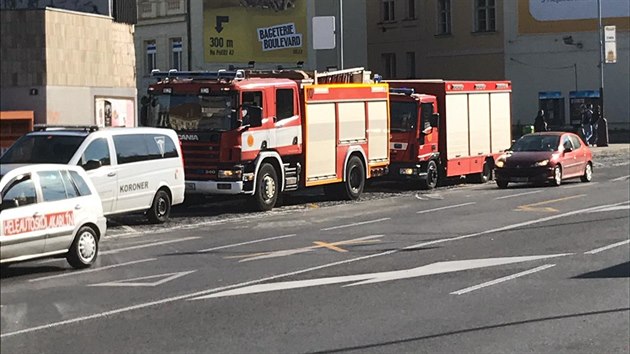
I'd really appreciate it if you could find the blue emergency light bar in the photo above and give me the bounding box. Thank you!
[151,69,245,81]
[389,88,415,95]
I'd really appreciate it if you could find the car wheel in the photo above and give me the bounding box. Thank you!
[580,162,593,183]
[252,163,278,211]
[147,189,171,224]
[420,160,439,190]
[496,180,509,189]
[342,156,365,200]
[66,226,99,269]
[550,165,563,186]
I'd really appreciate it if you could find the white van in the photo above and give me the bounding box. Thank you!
[0,127,185,223]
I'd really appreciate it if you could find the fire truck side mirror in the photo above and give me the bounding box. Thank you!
[430,113,440,128]
[244,105,263,128]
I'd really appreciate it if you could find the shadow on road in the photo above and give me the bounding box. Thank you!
[573,261,630,279]
[306,307,630,354]
[0,265,64,279]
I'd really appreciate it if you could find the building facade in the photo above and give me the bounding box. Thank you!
[135,0,368,98]
[0,6,137,127]
[366,0,629,138]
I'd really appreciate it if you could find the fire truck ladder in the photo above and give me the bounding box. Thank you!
[151,69,246,82]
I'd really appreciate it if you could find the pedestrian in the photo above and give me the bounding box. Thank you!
[581,104,594,145]
[533,109,547,133]
[590,105,601,145]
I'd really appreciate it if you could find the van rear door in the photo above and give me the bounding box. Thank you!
[81,137,118,214]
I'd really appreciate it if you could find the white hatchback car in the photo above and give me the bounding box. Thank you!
[1,164,107,268]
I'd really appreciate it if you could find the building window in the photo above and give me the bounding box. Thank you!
[146,40,157,74]
[382,53,396,79]
[475,0,496,32]
[406,0,415,19]
[437,0,451,35]
[167,0,180,10]
[382,0,395,22]
[406,52,415,78]
[140,2,152,13]
[171,38,183,71]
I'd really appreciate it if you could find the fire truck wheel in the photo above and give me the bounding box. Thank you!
[420,160,438,190]
[253,163,278,211]
[343,156,365,200]
[147,190,172,224]
[469,161,492,184]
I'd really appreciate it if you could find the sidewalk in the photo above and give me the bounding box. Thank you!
[590,143,629,157]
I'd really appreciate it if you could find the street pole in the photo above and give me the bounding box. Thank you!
[574,63,578,91]
[597,0,604,117]
[339,0,344,70]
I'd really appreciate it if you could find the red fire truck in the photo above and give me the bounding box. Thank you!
[141,68,390,210]
[386,80,512,188]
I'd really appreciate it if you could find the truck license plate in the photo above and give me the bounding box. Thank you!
[185,182,196,190]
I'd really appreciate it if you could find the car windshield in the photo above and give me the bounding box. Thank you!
[0,135,85,164]
[390,101,417,132]
[510,135,560,152]
[141,93,238,132]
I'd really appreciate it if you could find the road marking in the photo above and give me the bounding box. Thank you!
[197,234,297,253]
[562,182,599,189]
[100,237,200,255]
[313,241,348,253]
[612,175,630,182]
[229,235,383,262]
[88,271,196,287]
[495,191,541,200]
[584,240,630,255]
[416,202,476,214]
[29,258,157,283]
[321,218,390,231]
[193,255,569,299]
[586,204,630,213]
[2,202,624,339]
[515,194,586,212]
[404,201,628,251]
[450,264,556,295]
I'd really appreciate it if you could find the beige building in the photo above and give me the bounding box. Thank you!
[0,7,137,127]
[366,0,629,137]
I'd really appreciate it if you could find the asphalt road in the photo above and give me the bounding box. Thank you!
[1,147,629,353]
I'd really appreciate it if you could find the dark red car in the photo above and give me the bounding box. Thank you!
[494,132,593,188]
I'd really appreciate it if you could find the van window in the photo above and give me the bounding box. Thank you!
[113,134,150,164]
[0,135,85,164]
[146,134,179,159]
[69,171,92,196]
[81,138,110,166]
[2,175,37,207]
[163,135,179,158]
[38,171,68,202]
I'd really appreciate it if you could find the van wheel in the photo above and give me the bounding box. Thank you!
[252,163,278,211]
[148,190,171,223]
[420,160,438,190]
[342,156,365,200]
[66,226,99,269]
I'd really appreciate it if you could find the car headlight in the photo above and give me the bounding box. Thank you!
[495,159,505,168]
[533,159,549,167]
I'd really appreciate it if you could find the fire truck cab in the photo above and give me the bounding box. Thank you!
[141,68,390,211]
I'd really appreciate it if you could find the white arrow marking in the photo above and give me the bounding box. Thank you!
[192,254,570,299]
[584,239,630,254]
[450,264,556,295]
[586,205,630,213]
[88,270,196,287]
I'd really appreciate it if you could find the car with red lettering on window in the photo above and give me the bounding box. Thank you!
[1,164,107,268]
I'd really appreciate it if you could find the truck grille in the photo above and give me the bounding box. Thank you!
[182,141,220,181]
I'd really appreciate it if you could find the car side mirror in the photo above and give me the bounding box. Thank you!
[83,159,102,171]
[0,199,19,212]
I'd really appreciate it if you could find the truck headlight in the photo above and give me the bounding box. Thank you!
[533,159,549,167]
[218,169,242,179]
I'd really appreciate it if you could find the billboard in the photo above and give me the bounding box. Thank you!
[95,97,135,127]
[203,0,307,63]
[529,0,629,21]
[0,0,111,15]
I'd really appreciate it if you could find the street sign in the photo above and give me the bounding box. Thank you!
[604,25,616,64]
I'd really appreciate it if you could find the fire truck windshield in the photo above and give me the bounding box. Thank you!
[390,101,418,132]
[141,93,238,132]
